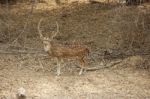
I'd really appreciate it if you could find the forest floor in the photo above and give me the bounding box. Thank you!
[0,2,150,99]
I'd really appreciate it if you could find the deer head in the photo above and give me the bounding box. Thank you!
[38,18,59,52]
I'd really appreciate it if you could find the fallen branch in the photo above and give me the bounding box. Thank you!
[86,60,122,71]
[5,44,43,51]
[0,49,46,55]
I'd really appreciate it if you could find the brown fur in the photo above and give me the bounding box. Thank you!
[38,19,90,75]
[45,40,89,70]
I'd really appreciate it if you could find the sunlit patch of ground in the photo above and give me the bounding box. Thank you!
[0,55,150,99]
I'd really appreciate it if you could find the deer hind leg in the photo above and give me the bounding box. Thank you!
[79,57,86,75]
[56,58,62,76]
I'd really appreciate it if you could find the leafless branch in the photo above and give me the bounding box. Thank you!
[11,0,36,45]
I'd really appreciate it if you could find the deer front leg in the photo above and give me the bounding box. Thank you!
[79,68,84,75]
[56,58,61,76]
[56,58,64,76]
[79,57,86,75]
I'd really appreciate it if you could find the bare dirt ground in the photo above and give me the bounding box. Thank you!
[0,2,150,99]
[0,54,149,99]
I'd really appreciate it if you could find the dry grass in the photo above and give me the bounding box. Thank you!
[0,2,150,98]
[0,2,149,51]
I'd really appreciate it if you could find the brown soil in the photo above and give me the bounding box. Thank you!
[0,2,150,99]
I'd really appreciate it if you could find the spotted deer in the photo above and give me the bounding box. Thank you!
[38,19,89,76]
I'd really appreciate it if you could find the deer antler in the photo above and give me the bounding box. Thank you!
[38,19,59,42]
[50,21,59,40]
[38,19,90,76]
[38,18,44,40]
